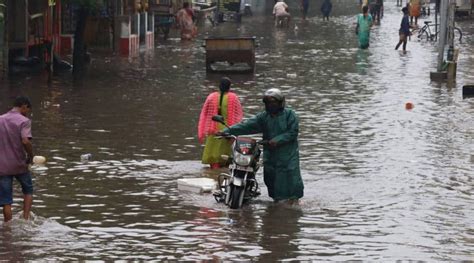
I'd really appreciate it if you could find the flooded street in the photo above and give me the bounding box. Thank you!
[1,0,473,260]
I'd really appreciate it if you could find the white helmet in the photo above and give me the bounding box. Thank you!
[263,88,285,107]
[264,88,284,101]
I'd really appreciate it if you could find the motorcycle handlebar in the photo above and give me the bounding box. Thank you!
[214,133,236,139]
[215,134,267,145]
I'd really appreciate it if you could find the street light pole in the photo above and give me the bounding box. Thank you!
[446,0,457,80]
[447,0,455,48]
[436,0,448,72]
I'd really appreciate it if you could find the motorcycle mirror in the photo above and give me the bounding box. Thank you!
[220,155,229,161]
[211,115,225,124]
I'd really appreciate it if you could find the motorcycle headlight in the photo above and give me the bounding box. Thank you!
[234,152,252,166]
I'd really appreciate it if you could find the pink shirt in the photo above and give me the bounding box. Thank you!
[0,110,32,176]
[273,2,289,16]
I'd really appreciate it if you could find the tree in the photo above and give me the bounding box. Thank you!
[65,0,101,78]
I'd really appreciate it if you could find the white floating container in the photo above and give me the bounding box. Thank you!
[177,178,216,194]
[33,156,47,165]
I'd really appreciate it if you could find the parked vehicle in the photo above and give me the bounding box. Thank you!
[415,20,463,42]
[211,115,263,209]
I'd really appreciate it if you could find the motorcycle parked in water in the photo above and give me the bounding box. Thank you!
[211,115,264,209]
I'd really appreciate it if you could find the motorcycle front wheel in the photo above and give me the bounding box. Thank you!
[230,186,245,209]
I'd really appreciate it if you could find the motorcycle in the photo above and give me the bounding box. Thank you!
[211,115,264,209]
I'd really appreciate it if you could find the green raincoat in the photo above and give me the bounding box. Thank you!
[224,108,304,201]
[357,13,373,49]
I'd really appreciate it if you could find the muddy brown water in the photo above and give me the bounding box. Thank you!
[0,1,473,260]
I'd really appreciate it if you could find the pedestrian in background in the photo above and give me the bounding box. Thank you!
[198,78,243,169]
[320,0,332,21]
[176,2,197,40]
[356,5,373,49]
[301,0,309,20]
[395,7,411,52]
[368,0,377,21]
[408,0,421,26]
[273,0,291,27]
[371,0,383,23]
[0,96,34,222]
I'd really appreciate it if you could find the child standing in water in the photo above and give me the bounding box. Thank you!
[320,0,332,21]
[395,7,411,52]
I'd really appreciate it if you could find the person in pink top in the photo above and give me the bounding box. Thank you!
[273,0,291,27]
[176,2,197,40]
[0,96,34,222]
[198,77,243,169]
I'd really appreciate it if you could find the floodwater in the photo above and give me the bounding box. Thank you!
[1,0,473,261]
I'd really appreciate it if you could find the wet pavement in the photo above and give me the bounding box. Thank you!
[0,0,473,260]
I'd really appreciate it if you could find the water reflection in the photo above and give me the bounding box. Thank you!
[259,204,302,261]
[0,213,85,261]
[0,224,23,261]
[355,48,370,75]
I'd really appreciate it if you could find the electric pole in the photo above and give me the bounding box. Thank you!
[436,0,448,72]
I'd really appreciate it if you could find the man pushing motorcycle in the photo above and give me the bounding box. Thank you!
[218,88,304,204]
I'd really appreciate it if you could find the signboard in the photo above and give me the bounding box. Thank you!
[49,0,56,6]
[219,0,241,12]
